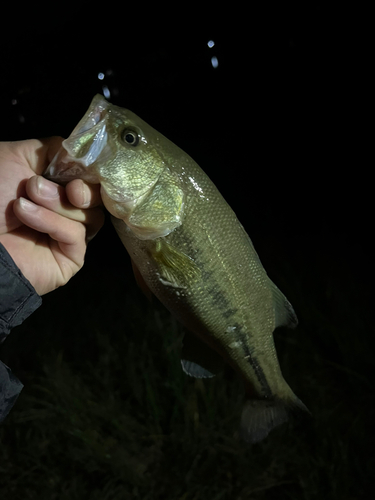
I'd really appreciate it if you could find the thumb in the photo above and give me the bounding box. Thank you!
[20,137,65,175]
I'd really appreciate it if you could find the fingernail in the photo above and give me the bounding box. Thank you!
[36,176,59,198]
[19,197,38,211]
[81,182,90,208]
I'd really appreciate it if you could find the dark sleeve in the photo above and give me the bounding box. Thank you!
[0,242,42,423]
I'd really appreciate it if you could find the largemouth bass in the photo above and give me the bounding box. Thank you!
[44,94,308,442]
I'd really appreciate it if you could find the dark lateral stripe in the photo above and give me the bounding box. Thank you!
[237,330,272,397]
[198,253,271,396]
[222,307,238,319]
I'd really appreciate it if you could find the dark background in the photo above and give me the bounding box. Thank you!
[0,3,372,499]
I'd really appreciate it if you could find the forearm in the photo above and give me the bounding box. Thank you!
[0,242,42,342]
[0,242,42,423]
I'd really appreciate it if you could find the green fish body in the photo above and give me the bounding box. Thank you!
[44,95,307,442]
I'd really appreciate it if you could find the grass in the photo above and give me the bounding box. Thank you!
[0,227,373,499]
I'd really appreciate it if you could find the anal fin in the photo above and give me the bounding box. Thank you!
[181,331,225,379]
[181,360,215,378]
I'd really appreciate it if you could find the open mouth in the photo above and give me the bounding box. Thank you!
[44,95,111,183]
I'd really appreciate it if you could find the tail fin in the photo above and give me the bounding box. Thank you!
[240,397,309,444]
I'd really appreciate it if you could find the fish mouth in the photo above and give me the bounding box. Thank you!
[44,94,111,184]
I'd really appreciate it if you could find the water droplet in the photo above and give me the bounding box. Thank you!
[211,56,219,69]
[102,85,111,99]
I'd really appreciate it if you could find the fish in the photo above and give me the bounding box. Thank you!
[44,94,308,443]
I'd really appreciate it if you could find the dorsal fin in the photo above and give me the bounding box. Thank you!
[272,284,298,329]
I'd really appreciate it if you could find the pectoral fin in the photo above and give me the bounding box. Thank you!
[149,239,201,289]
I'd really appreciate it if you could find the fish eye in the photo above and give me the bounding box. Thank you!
[121,129,139,146]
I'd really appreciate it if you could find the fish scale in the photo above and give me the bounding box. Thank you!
[44,94,308,443]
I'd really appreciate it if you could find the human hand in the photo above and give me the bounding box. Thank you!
[0,138,105,295]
